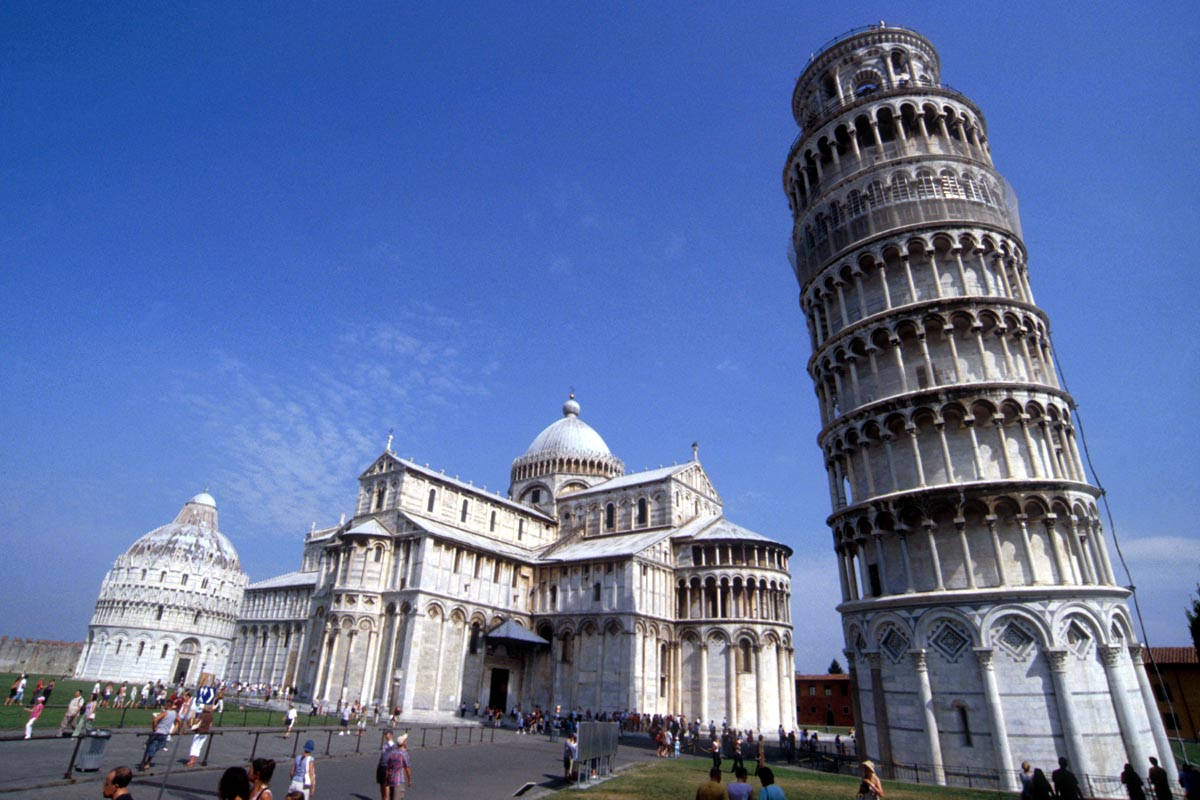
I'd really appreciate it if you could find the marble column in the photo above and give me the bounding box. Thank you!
[380,613,400,710]
[1129,645,1178,779]
[911,650,945,784]
[754,645,765,732]
[699,644,709,723]
[431,614,447,711]
[974,648,1018,791]
[867,653,894,775]
[1099,645,1148,771]
[726,642,737,727]
[358,628,378,705]
[1045,649,1092,781]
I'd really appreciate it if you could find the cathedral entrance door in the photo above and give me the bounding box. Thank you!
[488,668,509,711]
[173,658,192,684]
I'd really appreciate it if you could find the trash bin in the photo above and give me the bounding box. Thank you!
[75,730,112,772]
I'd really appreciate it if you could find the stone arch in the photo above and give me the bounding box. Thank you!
[981,605,1052,648]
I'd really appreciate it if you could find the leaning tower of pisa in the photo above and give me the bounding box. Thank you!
[783,25,1175,794]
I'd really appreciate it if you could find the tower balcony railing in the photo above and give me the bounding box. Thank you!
[789,83,982,156]
[791,193,1022,285]
[790,135,985,199]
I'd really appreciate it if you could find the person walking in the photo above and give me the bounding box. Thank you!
[74,695,98,737]
[856,760,883,800]
[249,758,275,800]
[338,703,351,736]
[186,703,213,767]
[59,690,85,735]
[563,733,578,779]
[1148,757,1172,800]
[12,674,27,705]
[284,704,298,738]
[23,696,45,738]
[138,701,178,771]
[1052,757,1085,800]
[710,735,722,771]
[376,730,396,800]
[288,740,316,799]
[1031,768,1055,800]
[383,732,411,799]
[1019,760,1034,800]
[1122,762,1147,800]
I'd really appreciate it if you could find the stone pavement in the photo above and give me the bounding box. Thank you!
[0,726,667,799]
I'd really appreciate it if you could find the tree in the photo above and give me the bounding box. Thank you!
[1188,583,1200,660]
[828,658,844,675]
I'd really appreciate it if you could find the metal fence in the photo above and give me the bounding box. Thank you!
[0,722,499,794]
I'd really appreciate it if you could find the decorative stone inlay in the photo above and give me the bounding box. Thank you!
[1065,620,1091,657]
[931,621,970,661]
[881,626,910,663]
[997,620,1036,660]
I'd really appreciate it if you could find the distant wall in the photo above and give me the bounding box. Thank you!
[0,637,84,677]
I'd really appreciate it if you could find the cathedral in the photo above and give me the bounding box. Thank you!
[227,395,796,729]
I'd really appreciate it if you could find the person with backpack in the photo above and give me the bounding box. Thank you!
[288,740,316,799]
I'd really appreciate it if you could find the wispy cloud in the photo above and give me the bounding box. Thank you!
[175,316,494,538]
[1116,535,1198,564]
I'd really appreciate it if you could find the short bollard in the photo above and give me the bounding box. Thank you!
[324,730,334,755]
[249,730,262,761]
[202,730,217,766]
[62,734,85,779]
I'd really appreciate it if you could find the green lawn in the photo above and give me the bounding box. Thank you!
[0,673,337,732]
[570,757,1005,800]
[1173,738,1200,765]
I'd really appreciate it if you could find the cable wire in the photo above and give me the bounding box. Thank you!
[1049,332,1189,766]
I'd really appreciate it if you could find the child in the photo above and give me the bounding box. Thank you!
[24,696,45,739]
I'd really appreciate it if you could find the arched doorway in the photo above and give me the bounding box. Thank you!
[174,638,200,685]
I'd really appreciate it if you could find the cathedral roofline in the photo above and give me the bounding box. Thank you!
[366,452,558,523]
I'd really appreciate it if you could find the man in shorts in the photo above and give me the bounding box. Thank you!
[384,733,412,799]
[284,704,298,738]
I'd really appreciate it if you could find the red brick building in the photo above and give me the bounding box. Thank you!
[795,673,854,727]
[1147,646,1200,740]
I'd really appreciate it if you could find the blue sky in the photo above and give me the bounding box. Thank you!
[2,1,1197,672]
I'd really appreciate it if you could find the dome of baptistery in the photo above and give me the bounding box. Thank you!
[74,493,248,686]
[510,395,625,509]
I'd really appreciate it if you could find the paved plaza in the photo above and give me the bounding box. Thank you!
[0,726,663,799]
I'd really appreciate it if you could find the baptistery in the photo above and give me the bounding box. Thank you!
[75,493,247,684]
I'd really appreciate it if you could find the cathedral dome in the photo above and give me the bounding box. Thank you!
[522,396,613,459]
[510,395,625,503]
